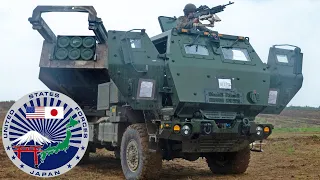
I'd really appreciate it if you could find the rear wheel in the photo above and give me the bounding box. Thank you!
[205,145,250,174]
[120,123,162,180]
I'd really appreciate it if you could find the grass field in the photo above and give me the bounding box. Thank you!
[1,102,320,179]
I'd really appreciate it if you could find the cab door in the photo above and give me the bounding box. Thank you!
[261,44,303,114]
[107,29,165,110]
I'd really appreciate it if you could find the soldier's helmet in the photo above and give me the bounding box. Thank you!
[183,3,197,15]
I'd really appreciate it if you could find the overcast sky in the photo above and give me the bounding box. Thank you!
[0,0,319,107]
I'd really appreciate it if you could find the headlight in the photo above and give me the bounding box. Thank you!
[182,124,192,136]
[256,126,263,136]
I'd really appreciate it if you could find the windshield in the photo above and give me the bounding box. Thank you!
[184,44,209,56]
[222,47,251,61]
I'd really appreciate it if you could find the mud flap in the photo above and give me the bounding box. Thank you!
[148,136,159,153]
[261,44,303,114]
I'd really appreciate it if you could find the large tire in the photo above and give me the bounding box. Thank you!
[205,145,250,174]
[120,123,162,180]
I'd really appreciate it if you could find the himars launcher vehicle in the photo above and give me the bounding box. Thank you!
[28,3,303,179]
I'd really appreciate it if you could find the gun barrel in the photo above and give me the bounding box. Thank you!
[218,1,234,9]
[226,1,234,6]
[222,1,234,6]
[190,1,234,19]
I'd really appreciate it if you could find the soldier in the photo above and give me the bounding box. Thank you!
[176,3,213,32]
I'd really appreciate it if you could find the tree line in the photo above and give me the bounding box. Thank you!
[285,105,320,110]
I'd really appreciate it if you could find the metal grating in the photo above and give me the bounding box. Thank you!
[205,89,243,104]
[202,111,237,120]
[200,139,239,151]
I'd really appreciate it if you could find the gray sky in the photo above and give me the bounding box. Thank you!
[0,0,319,107]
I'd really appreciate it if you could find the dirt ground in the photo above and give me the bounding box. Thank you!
[1,132,320,180]
[1,106,320,179]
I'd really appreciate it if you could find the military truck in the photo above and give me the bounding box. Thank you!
[28,4,303,179]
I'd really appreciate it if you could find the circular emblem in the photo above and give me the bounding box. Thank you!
[2,90,89,178]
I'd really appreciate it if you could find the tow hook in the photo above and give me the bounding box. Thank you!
[250,140,266,152]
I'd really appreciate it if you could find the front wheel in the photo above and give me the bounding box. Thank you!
[120,123,162,180]
[205,145,250,174]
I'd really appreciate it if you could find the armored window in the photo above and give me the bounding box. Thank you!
[276,54,289,63]
[222,48,251,61]
[130,39,141,48]
[184,44,209,56]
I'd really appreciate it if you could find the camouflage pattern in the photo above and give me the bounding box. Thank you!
[176,16,193,29]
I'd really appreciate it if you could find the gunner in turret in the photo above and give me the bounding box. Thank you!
[176,3,213,32]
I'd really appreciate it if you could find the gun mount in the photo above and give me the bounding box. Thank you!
[190,1,234,27]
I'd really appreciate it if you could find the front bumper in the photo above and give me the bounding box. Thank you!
[158,119,273,152]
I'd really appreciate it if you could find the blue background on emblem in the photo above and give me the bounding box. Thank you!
[8,97,84,170]
[16,142,78,170]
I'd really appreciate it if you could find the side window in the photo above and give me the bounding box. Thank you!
[221,47,251,61]
[130,39,141,48]
[276,54,289,63]
[184,44,209,56]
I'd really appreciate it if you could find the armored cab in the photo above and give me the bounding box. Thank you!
[29,5,304,180]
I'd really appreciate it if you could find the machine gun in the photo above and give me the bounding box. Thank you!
[189,1,234,27]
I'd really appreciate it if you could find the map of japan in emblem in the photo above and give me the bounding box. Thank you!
[2,90,89,178]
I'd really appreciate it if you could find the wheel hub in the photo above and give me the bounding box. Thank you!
[126,139,139,172]
[215,154,229,166]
